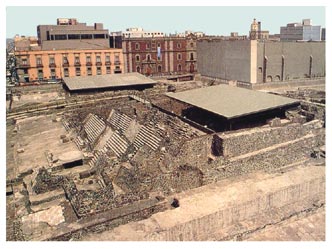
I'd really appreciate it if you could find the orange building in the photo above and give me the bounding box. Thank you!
[15,49,124,83]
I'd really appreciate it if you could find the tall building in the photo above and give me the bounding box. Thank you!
[249,19,269,40]
[120,32,202,76]
[197,39,325,84]
[280,19,321,41]
[15,18,124,83]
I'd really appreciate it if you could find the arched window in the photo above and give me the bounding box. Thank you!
[178,64,182,72]
[136,66,140,73]
[157,65,162,73]
[147,54,151,61]
[136,55,140,62]
[177,42,181,48]
[267,75,273,82]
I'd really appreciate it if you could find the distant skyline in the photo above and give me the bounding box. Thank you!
[6,6,325,38]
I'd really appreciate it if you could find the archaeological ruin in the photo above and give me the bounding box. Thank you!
[6,75,325,241]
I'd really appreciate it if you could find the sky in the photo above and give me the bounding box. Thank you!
[6,6,325,38]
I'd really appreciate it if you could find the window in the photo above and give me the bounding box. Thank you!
[178,64,182,72]
[106,66,111,74]
[54,34,67,40]
[75,55,80,64]
[157,65,162,73]
[75,67,81,76]
[177,53,182,60]
[22,58,28,65]
[114,66,121,74]
[68,34,80,40]
[147,54,151,61]
[87,67,92,76]
[94,34,106,39]
[115,54,120,64]
[36,57,42,66]
[50,69,56,79]
[135,43,140,50]
[190,42,194,48]
[157,43,161,48]
[136,66,140,73]
[190,53,194,61]
[49,57,55,65]
[64,68,69,77]
[86,55,91,63]
[63,56,68,64]
[81,34,93,39]
[136,55,140,62]
[105,55,110,63]
[97,67,102,75]
[38,69,43,80]
[177,42,181,48]
[96,55,101,63]
[146,43,150,49]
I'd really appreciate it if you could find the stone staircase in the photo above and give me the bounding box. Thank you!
[133,125,161,151]
[105,131,129,158]
[83,114,106,145]
[108,110,132,133]
[62,119,71,131]
[74,136,85,150]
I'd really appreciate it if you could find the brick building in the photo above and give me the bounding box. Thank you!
[15,18,124,83]
[120,33,200,76]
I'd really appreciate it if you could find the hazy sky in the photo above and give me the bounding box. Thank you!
[6,6,325,38]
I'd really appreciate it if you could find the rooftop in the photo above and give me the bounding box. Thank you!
[63,72,157,91]
[166,85,300,119]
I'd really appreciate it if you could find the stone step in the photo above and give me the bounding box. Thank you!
[106,132,129,157]
[133,126,161,150]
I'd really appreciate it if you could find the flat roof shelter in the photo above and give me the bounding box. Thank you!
[63,72,157,93]
[166,85,300,131]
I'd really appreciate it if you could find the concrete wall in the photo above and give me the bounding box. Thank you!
[197,40,325,84]
[197,40,253,83]
[257,41,325,83]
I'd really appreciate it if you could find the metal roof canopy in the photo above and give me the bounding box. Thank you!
[63,72,157,91]
[166,84,300,119]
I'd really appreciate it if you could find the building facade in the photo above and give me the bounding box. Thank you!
[15,18,124,83]
[197,39,325,84]
[15,49,123,83]
[280,19,321,41]
[121,33,199,76]
[37,18,110,50]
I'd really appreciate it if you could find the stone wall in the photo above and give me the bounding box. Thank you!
[219,120,322,158]
[203,132,324,184]
[82,166,325,241]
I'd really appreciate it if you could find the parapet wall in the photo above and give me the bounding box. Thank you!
[219,120,322,158]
